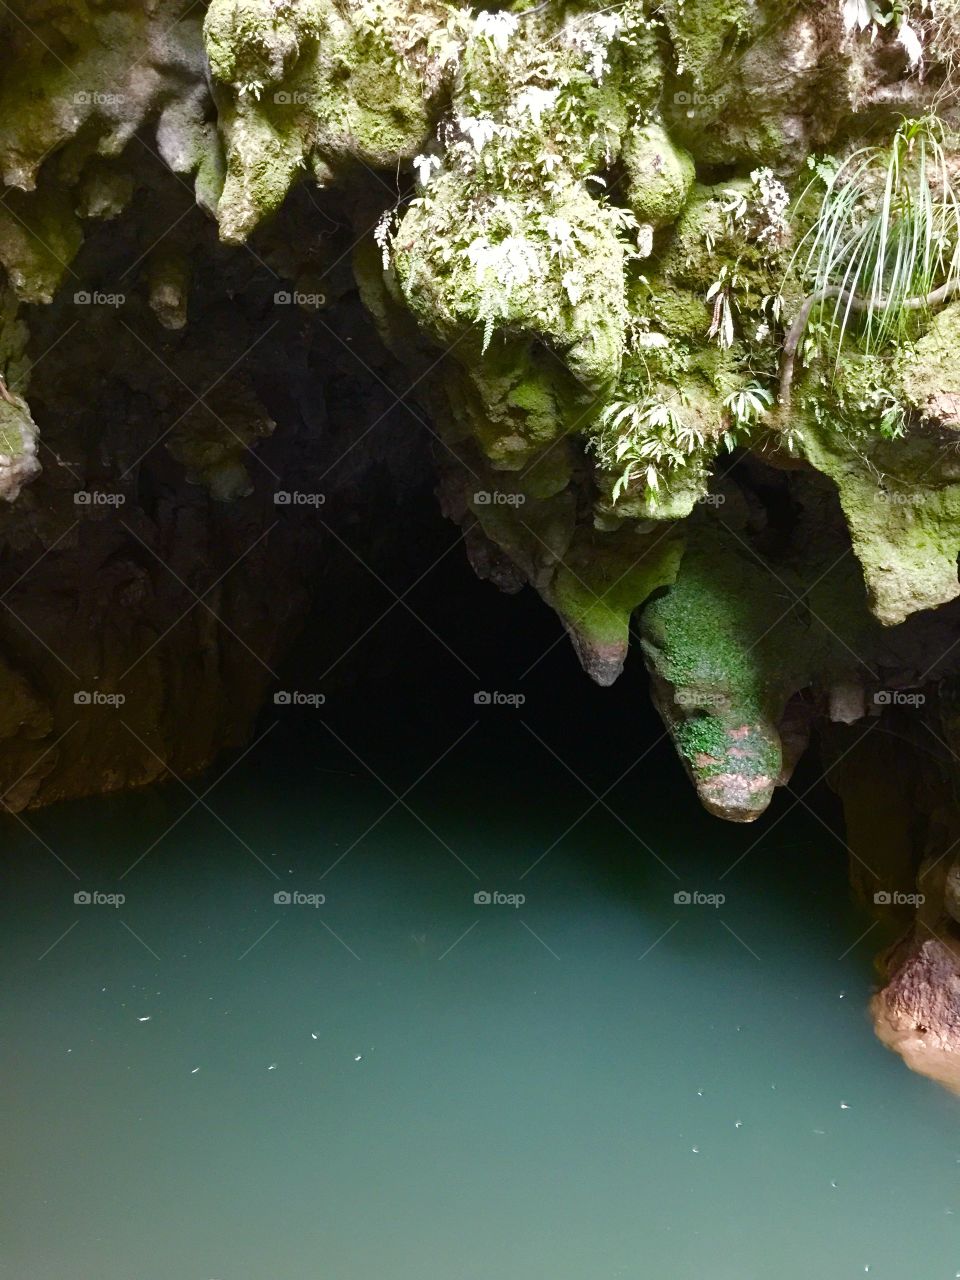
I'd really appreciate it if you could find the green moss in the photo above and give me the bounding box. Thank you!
[644,289,711,341]
[394,176,625,465]
[902,300,960,427]
[0,400,29,457]
[0,392,40,500]
[206,0,441,242]
[507,378,556,418]
[675,712,729,761]
[659,0,752,90]
[214,102,306,244]
[660,181,773,298]
[515,441,576,501]
[551,528,684,650]
[204,0,325,85]
[801,415,960,626]
[0,184,82,304]
[395,177,625,384]
[623,123,695,228]
[642,535,783,711]
[639,525,816,816]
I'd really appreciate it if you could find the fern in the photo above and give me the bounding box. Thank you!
[590,393,704,503]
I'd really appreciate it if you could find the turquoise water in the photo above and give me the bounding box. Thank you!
[2,698,959,1280]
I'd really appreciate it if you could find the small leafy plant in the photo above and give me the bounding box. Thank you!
[590,392,704,502]
[841,0,925,69]
[706,265,747,349]
[721,382,773,449]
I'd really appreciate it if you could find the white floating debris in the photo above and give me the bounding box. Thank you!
[696,1090,703,1097]
[691,1146,699,1154]
[831,1180,838,1189]
[268,1063,278,1070]
[311,1033,319,1040]
[814,1129,826,1135]
[191,1067,200,1074]
[840,1102,851,1110]
[137,1016,151,1023]
[734,1121,742,1129]
[354,1054,362,1062]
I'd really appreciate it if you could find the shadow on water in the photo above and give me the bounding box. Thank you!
[4,506,876,990]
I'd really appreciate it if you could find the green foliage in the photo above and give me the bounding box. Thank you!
[721,381,772,448]
[706,264,746,348]
[390,3,653,361]
[806,352,910,443]
[590,390,705,502]
[789,113,960,355]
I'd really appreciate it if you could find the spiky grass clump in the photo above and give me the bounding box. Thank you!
[780,113,960,403]
[796,113,960,347]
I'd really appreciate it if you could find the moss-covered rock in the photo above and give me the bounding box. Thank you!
[802,419,960,627]
[0,185,82,305]
[0,393,40,502]
[640,525,815,820]
[902,301,960,429]
[659,0,753,90]
[205,0,448,242]
[623,123,695,229]
[549,525,685,684]
[393,176,626,466]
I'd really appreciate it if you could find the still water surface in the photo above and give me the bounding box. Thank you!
[1,706,958,1280]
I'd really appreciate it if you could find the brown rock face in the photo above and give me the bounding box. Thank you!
[0,190,438,810]
[873,934,960,1094]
